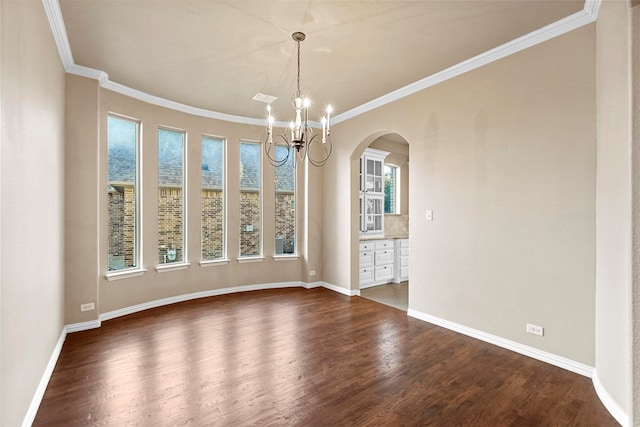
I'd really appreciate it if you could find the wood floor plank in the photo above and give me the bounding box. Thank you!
[33,288,618,426]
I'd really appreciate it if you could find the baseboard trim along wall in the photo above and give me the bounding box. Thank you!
[23,280,356,426]
[407,308,628,426]
[21,328,67,427]
[318,281,360,296]
[407,308,594,377]
[25,282,622,426]
[592,370,629,427]
[100,281,309,322]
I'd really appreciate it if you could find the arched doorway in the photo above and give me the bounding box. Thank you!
[352,132,410,311]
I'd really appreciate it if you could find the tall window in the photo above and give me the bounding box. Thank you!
[158,128,185,264]
[274,146,295,255]
[108,115,140,271]
[239,142,261,257]
[384,165,399,214]
[201,136,225,261]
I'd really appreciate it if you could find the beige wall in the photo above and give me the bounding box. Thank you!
[64,80,323,322]
[0,2,66,426]
[326,26,597,365]
[595,0,634,421]
[3,2,636,425]
[633,4,640,424]
[65,75,100,324]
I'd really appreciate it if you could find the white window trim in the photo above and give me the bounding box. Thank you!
[105,268,147,281]
[107,113,143,273]
[274,146,297,256]
[239,140,263,258]
[199,259,230,267]
[157,126,188,266]
[272,255,300,261]
[236,256,265,264]
[156,262,191,273]
[200,134,227,263]
[385,164,401,215]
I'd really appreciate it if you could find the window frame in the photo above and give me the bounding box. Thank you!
[273,145,297,258]
[238,140,264,260]
[105,113,144,280]
[200,134,228,266]
[384,164,400,215]
[156,126,189,271]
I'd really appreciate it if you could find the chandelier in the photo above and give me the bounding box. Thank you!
[264,32,333,167]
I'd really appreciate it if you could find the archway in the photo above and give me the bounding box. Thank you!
[351,131,411,310]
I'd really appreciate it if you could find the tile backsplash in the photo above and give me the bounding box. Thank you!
[385,214,409,236]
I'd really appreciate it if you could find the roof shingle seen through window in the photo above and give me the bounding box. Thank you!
[240,142,260,191]
[201,136,224,189]
[108,125,293,192]
[158,129,184,187]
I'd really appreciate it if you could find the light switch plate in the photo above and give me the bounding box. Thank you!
[426,210,433,221]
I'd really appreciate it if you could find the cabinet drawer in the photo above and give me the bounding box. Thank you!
[359,242,374,252]
[359,267,374,284]
[400,247,410,257]
[359,251,374,267]
[375,240,393,250]
[375,249,394,265]
[375,265,394,281]
[400,239,409,248]
[399,256,409,268]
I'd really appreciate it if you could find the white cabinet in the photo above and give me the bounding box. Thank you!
[359,148,389,237]
[394,238,409,283]
[359,239,394,289]
[359,242,375,287]
[363,195,384,234]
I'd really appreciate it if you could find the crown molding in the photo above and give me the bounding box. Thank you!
[100,78,268,126]
[333,4,600,125]
[43,0,601,127]
[41,0,73,70]
[584,0,602,19]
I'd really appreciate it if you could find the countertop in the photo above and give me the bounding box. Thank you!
[360,234,408,241]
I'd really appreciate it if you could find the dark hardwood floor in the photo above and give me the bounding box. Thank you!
[34,287,618,426]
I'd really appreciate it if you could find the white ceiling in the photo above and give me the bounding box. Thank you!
[58,0,585,123]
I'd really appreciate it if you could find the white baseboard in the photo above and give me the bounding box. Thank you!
[67,281,346,332]
[318,281,360,296]
[65,319,101,333]
[592,370,629,427]
[409,308,630,425]
[302,281,322,289]
[27,284,623,427]
[100,281,305,322]
[21,327,67,427]
[22,281,358,427]
[407,308,594,378]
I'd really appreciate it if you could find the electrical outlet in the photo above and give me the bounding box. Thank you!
[526,323,544,336]
[80,303,95,312]
[309,270,316,276]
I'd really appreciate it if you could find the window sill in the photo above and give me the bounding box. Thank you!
[236,256,265,264]
[199,259,230,267]
[273,255,299,261]
[156,263,191,273]
[105,268,147,281]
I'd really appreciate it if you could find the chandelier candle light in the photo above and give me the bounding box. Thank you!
[265,32,333,167]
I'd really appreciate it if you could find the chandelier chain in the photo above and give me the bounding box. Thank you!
[296,40,301,99]
[264,32,333,168]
